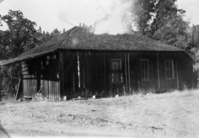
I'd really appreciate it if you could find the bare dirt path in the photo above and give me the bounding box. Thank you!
[1,90,199,138]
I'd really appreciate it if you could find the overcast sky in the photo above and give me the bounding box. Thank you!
[0,0,199,33]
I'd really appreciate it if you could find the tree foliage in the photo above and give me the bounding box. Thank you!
[190,25,199,48]
[153,15,190,49]
[134,0,189,50]
[0,10,37,57]
[190,25,199,62]
[150,0,185,35]
[134,0,156,35]
[0,10,37,98]
[34,28,62,47]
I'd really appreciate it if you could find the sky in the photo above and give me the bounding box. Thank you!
[0,0,199,33]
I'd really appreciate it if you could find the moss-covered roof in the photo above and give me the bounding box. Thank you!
[0,26,185,65]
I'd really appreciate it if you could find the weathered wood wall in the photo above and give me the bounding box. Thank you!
[21,50,193,100]
[177,53,194,89]
[129,52,193,93]
[59,50,193,99]
[59,50,78,99]
[22,52,60,100]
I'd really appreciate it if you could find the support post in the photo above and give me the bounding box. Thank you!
[15,78,21,101]
[157,53,160,89]
[125,52,128,95]
[58,51,63,100]
[128,52,131,94]
[104,52,106,95]
[176,59,179,89]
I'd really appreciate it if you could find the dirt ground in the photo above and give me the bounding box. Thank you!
[1,90,199,138]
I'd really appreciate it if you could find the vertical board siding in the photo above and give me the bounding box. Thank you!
[60,51,78,98]
[178,53,194,89]
[21,50,193,100]
[22,61,37,97]
[22,52,60,100]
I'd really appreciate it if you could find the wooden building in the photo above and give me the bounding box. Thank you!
[0,27,194,100]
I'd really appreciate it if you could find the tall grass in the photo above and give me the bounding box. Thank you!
[143,89,199,99]
[117,89,199,101]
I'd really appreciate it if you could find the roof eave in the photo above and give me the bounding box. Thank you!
[0,49,58,66]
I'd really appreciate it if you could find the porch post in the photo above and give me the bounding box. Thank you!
[58,51,62,100]
[157,53,160,89]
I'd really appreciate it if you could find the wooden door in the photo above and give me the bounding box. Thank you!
[109,59,124,96]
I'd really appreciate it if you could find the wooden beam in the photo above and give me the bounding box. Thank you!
[73,72,75,93]
[77,51,81,88]
[15,78,21,101]
[157,53,160,89]
[58,51,62,100]
[104,52,107,95]
[176,59,179,89]
[128,52,131,94]
[125,52,127,95]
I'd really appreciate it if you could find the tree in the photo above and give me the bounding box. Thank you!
[134,0,156,35]
[189,25,199,62]
[150,0,185,35]
[153,15,190,50]
[51,28,61,37]
[134,0,185,37]
[63,28,66,33]
[0,10,37,98]
[133,0,190,50]
[190,25,199,48]
[0,10,37,56]
[38,26,42,33]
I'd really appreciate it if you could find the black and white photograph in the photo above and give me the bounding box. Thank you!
[0,0,199,137]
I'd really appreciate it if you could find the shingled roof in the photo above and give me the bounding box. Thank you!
[0,26,184,65]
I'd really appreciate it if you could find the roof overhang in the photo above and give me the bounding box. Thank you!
[0,49,189,66]
[0,50,56,66]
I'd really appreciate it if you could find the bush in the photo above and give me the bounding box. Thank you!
[0,64,21,99]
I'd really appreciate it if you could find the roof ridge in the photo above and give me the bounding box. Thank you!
[57,26,78,48]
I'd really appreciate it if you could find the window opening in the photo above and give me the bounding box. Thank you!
[140,60,150,81]
[111,59,123,83]
[165,60,175,79]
